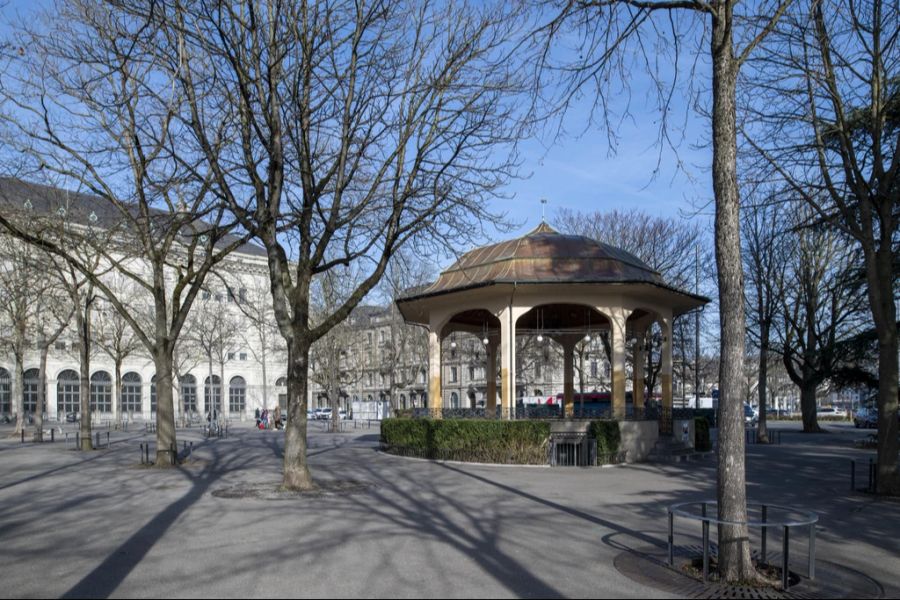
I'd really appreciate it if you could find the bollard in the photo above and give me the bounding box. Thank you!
[189,441,193,461]
[702,518,709,582]
[140,443,144,465]
[76,432,80,449]
[782,525,790,590]
[21,428,24,443]
[51,428,55,443]
[170,443,176,465]
[146,443,150,465]
[667,510,674,566]
[761,505,768,564]
[95,432,100,449]
[106,432,110,449]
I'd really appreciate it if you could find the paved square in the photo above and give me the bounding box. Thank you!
[0,421,897,598]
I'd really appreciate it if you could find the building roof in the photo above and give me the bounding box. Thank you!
[400,222,680,301]
[0,177,268,258]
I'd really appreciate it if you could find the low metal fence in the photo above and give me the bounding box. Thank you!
[667,500,818,591]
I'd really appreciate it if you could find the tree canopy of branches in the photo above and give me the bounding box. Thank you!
[106,0,531,489]
[0,1,250,464]
[742,0,900,493]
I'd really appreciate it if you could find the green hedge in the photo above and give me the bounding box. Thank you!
[694,417,711,452]
[381,418,550,464]
[588,421,621,464]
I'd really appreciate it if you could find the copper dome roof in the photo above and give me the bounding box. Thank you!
[405,222,666,299]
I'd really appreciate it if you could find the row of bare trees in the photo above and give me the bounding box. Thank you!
[0,0,894,585]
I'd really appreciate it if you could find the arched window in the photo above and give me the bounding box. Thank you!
[90,371,113,412]
[409,392,417,408]
[276,377,287,410]
[0,367,10,415]
[450,392,459,409]
[204,375,222,415]
[150,375,157,414]
[181,374,197,414]
[229,376,246,414]
[23,369,41,414]
[57,369,80,414]
[367,394,373,402]
[122,372,142,413]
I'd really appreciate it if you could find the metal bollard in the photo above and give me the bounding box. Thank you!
[702,518,709,582]
[146,443,150,464]
[761,505,768,564]
[51,428,55,443]
[782,525,790,590]
[21,429,24,443]
[189,441,193,461]
[76,432,80,449]
[667,510,674,566]
[140,443,144,465]
[95,432,100,449]
[106,432,110,449]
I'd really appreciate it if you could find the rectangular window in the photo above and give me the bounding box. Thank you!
[468,367,475,380]
[202,290,211,300]
[450,367,458,383]
[240,353,247,361]
[227,353,235,361]
[238,288,247,303]
[591,360,599,378]
[55,342,66,351]
[535,362,542,378]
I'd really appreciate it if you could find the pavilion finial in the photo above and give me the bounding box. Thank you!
[540,197,548,222]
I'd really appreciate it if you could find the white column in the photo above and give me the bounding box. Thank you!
[428,328,443,417]
[632,326,647,412]
[499,306,516,420]
[485,340,498,415]
[660,315,674,415]
[608,307,632,419]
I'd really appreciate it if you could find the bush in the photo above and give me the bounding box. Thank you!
[694,417,711,452]
[588,420,621,464]
[381,418,550,464]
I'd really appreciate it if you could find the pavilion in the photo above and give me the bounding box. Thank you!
[396,223,709,420]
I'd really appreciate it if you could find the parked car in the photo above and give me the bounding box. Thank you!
[65,412,80,423]
[816,406,846,418]
[744,404,758,426]
[854,407,878,429]
[315,407,332,421]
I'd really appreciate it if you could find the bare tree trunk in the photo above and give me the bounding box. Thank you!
[34,345,49,442]
[799,382,821,433]
[283,339,314,490]
[77,298,93,452]
[12,352,24,436]
[756,326,770,443]
[153,349,178,466]
[114,359,122,427]
[867,245,900,493]
[711,2,755,581]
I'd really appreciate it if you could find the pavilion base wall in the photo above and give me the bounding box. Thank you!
[618,420,659,463]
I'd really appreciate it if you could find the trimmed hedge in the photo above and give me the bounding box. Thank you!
[694,417,711,451]
[588,420,621,464]
[381,418,550,464]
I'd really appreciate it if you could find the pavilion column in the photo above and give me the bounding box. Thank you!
[660,315,674,418]
[485,340,498,416]
[499,306,517,420]
[558,336,578,418]
[428,328,443,417]
[609,307,632,419]
[632,326,647,412]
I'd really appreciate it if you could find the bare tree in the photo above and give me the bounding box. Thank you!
[121,0,533,489]
[236,280,285,414]
[0,1,250,465]
[742,0,899,493]
[775,210,869,432]
[535,0,792,580]
[742,196,788,442]
[189,295,241,421]
[93,279,144,423]
[0,234,43,435]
